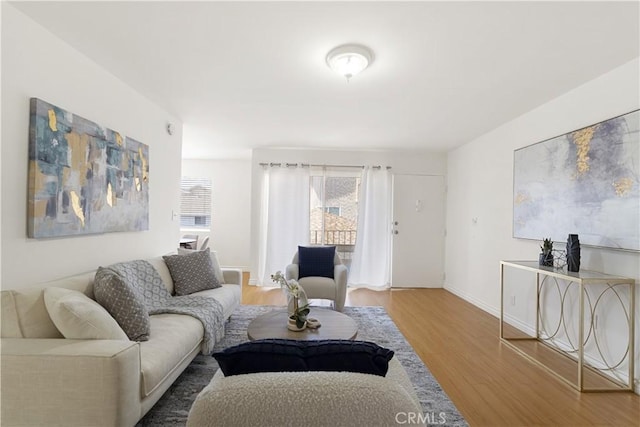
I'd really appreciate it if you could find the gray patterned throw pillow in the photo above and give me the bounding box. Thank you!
[177,248,225,284]
[163,250,221,296]
[93,266,150,341]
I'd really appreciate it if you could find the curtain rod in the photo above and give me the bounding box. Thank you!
[259,162,391,170]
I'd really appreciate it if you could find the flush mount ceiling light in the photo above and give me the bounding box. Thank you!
[326,44,374,81]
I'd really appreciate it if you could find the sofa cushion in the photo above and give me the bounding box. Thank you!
[213,339,394,377]
[191,284,242,320]
[298,246,336,279]
[298,277,337,299]
[139,313,204,396]
[163,250,221,296]
[146,256,176,294]
[1,291,23,338]
[93,267,150,341]
[1,289,63,339]
[177,248,225,284]
[44,287,128,340]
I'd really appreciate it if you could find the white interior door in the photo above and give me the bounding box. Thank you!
[391,174,445,288]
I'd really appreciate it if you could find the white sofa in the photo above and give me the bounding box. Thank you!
[0,256,242,427]
[187,357,425,426]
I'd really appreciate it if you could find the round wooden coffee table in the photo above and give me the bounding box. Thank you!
[247,308,358,341]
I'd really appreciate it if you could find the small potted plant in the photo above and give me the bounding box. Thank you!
[539,238,554,267]
[271,271,310,331]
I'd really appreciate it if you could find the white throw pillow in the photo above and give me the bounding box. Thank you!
[177,247,225,284]
[44,287,129,340]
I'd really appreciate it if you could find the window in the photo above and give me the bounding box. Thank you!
[324,206,341,216]
[180,177,211,229]
[194,216,208,226]
[309,169,361,268]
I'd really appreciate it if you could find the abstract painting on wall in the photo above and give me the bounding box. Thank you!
[28,98,149,238]
[513,110,640,251]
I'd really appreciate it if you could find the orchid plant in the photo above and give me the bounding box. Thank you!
[271,271,310,328]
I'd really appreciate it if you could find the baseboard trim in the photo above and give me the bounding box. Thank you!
[443,283,499,318]
[443,284,535,336]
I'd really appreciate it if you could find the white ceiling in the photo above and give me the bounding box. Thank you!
[12,1,640,159]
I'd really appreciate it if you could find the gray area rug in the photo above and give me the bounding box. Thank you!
[137,305,467,426]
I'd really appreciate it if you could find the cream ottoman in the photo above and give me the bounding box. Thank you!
[187,356,424,427]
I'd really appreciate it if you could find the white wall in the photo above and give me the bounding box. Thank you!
[1,4,183,287]
[181,159,251,269]
[250,147,447,283]
[445,58,640,390]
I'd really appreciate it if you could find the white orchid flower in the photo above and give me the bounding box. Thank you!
[287,280,301,297]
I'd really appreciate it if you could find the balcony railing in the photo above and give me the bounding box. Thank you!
[310,230,356,267]
[310,229,357,246]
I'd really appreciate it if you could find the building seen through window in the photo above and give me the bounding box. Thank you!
[309,173,360,268]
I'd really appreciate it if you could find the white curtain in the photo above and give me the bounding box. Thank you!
[349,167,392,289]
[257,166,310,286]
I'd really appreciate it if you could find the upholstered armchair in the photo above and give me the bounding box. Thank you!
[285,246,348,312]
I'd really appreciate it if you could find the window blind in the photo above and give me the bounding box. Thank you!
[180,177,211,228]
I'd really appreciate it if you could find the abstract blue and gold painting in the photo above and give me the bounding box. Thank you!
[28,98,149,238]
[513,110,639,251]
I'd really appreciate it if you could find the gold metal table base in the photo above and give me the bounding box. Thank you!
[500,337,631,392]
[500,260,635,393]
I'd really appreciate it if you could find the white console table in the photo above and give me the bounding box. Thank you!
[499,260,635,392]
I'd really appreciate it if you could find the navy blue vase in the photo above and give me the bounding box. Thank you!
[566,234,581,272]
